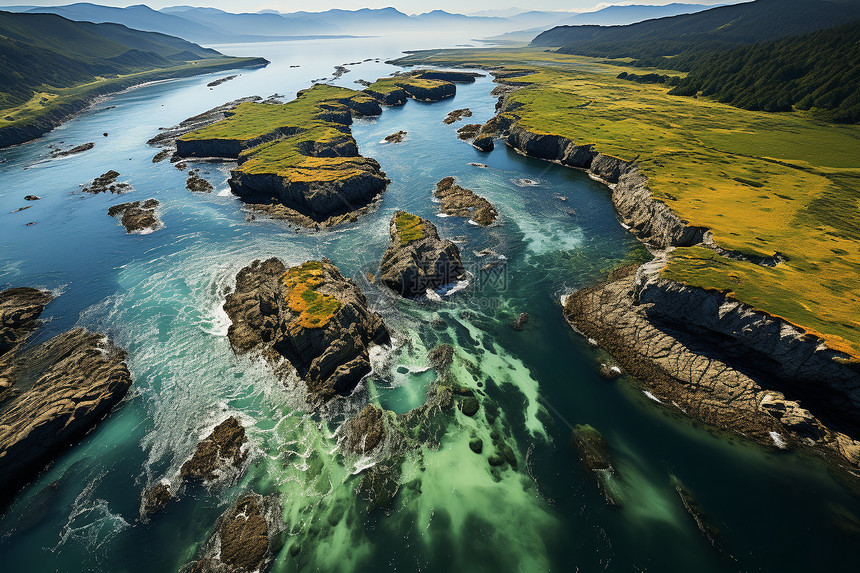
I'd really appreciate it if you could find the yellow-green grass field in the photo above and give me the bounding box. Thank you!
[396,48,860,357]
[393,211,426,244]
[282,261,342,329]
[182,84,376,182]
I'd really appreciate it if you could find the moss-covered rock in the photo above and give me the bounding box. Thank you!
[380,212,466,298]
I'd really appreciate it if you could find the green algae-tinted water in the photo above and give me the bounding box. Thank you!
[1,36,858,572]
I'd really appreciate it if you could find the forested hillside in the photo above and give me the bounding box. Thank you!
[532,0,860,70]
[0,10,222,109]
[668,21,860,122]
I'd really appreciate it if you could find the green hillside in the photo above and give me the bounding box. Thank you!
[532,0,860,70]
[0,10,267,146]
[669,21,860,122]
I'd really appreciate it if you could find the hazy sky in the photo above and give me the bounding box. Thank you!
[0,1,730,16]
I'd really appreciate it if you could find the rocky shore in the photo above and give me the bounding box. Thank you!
[563,265,860,470]
[223,258,390,404]
[108,199,160,233]
[451,65,860,475]
[433,177,497,225]
[0,327,132,507]
[380,211,466,298]
[0,59,269,150]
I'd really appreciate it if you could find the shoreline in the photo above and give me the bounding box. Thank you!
[435,64,860,476]
[0,57,269,150]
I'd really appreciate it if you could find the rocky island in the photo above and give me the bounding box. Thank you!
[433,177,497,225]
[174,85,389,228]
[380,211,466,298]
[82,170,132,194]
[224,258,390,404]
[108,199,160,233]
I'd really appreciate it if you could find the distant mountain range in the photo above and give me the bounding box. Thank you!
[488,3,719,43]
[2,3,732,45]
[532,0,860,65]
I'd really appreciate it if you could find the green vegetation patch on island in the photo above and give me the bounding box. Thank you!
[178,83,389,226]
[176,71,465,227]
[394,47,860,357]
[282,261,342,329]
[0,10,268,148]
[393,211,426,244]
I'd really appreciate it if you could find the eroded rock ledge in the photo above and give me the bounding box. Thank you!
[434,177,497,226]
[563,265,860,471]
[0,287,52,358]
[0,328,132,507]
[380,211,466,298]
[224,258,390,404]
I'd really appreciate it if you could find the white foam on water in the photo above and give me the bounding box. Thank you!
[643,391,663,403]
[770,431,789,449]
[54,474,130,553]
[516,216,585,256]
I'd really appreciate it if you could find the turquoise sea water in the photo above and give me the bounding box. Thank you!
[1,36,858,572]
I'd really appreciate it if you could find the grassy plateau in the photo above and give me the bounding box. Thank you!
[395,48,860,357]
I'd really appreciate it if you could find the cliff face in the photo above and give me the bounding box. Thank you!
[635,262,860,429]
[504,123,706,249]
[564,267,860,469]
[229,158,388,223]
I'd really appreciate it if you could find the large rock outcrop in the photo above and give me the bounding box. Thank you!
[0,328,132,507]
[380,211,466,298]
[107,199,160,233]
[224,258,390,403]
[180,416,248,483]
[563,266,860,470]
[0,287,52,359]
[182,493,283,573]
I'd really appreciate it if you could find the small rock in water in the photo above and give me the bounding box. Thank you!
[140,482,174,521]
[10,206,31,213]
[384,130,407,143]
[103,132,108,137]
[511,312,529,331]
[459,396,479,417]
[82,170,131,194]
[443,108,472,124]
[599,363,622,379]
[24,195,40,201]
[186,171,213,193]
[469,438,483,454]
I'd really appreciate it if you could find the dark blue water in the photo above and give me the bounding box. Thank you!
[1,36,858,573]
